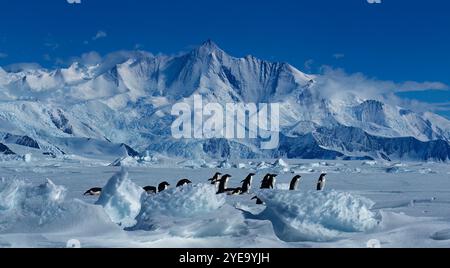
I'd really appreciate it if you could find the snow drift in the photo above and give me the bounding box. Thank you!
[0,178,119,235]
[131,184,248,238]
[257,190,379,242]
[96,168,145,228]
[138,183,225,218]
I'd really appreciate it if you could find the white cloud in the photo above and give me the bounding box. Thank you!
[67,0,81,4]
[367,0,382,3]
[304,59,314,71]
[93,31,107,41]
[315,66,449,113]
[0,52,8,59]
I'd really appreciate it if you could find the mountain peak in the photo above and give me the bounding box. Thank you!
[200,39,219,49]
[195,39,225,55]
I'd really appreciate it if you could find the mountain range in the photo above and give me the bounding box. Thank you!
[1,40,449,161]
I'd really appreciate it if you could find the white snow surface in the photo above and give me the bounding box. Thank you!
[257,190,378,242]
[1,157,450,248]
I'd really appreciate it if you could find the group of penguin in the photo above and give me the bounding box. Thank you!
[83,178,193,196]
[84,172,328,205]
[208,172,327,204]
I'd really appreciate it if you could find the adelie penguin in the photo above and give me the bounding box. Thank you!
[289,175,302,191]
[84,187,102,196]
[208,172,222,185]
[229,187,243,195]
[251,196,265,205]
[158,181,171,192]
[176,179,192,187]
[259,173,271,189]
[225,173,256,195]
[216,174,232,194]
[143,182,171,194]
[240,173,255,194]
[316,173,327,191]
[260,174,277,189]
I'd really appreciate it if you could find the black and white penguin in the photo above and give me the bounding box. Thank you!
[216,174,232,194]
[260,174,277,189]
[158,181,170,192]
[260,173,272,189]
[289,175,302,191]
[176,179,192,187]
[143,186,157,194]
[251,196,265,205]
[83,187,102,196]
[317,173,327,191]
[229,187,243,195]
[240,173,255,194]
[208,172,222,185]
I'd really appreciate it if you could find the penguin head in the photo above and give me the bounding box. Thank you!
[209,172,222,181]
[292,175,302,181]
[221,174,232,180]
[271,174,278,182]
[320,173,327,179]
[243,173,256,182]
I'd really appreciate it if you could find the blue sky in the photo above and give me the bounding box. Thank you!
[0,0,449,117]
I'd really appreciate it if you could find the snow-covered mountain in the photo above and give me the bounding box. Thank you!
[1,40,449,161]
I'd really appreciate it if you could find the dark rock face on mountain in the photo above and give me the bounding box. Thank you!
[0,143,15,155]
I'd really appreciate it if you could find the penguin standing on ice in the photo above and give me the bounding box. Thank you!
[251,196,265,205]
[240,173,255,194]
[260,174,277,189]
[316,173,327,191]
[216,174,232,194]
[84,187,102,196]
[260,174,271,186]
[260,174,272,189]
[208,172,222,184]
[289,175,302,191]
[176,179,192,187]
